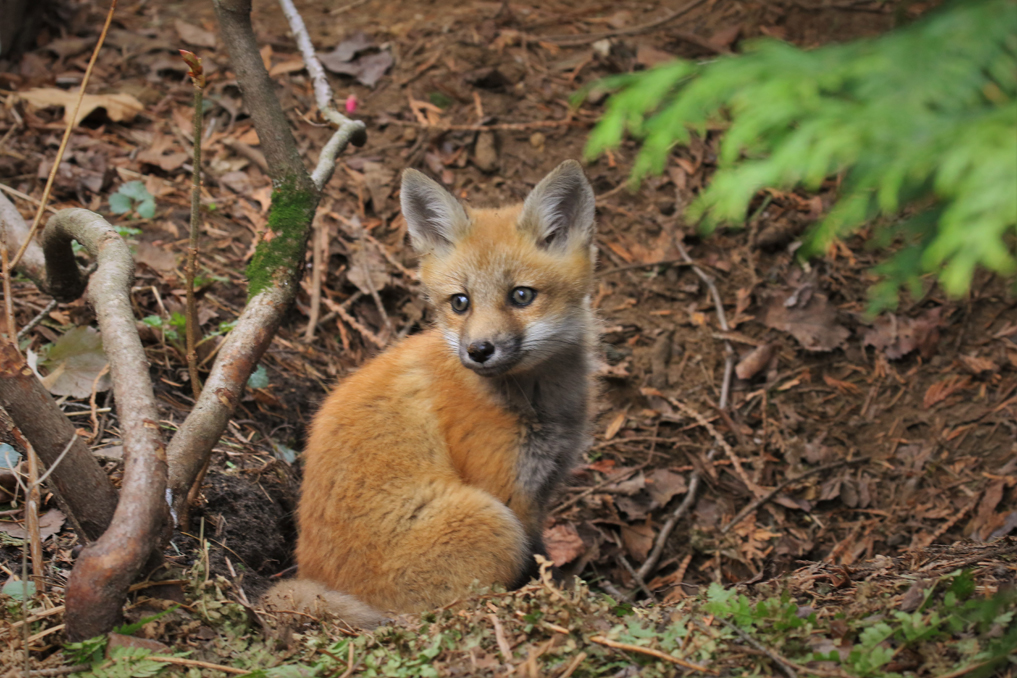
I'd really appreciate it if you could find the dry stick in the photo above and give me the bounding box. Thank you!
[541,0,709,45]
[7,0,117,271]
[671,234,736,411]
[0,342,118,542]
[182,50,207,402]
[720,458,870,536]
[25,440,43,593]
[16,300,57,341]
[0,192,48,294]
[0,220,16,349]
[596,258,697,277]
[617,554,655,601]
[0,183,59,214]
[636,449,717,583]
[304,210,328,342]
[384,116,582,132]
[715,617,797,678]
[588,636,716,674]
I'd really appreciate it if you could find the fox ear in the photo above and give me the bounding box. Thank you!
[519,160,595,252]
[401,169,470,255]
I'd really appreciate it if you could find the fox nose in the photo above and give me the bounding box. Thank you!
[467,340,495,363]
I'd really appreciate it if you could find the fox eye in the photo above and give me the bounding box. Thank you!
[450,294,470,314]
[509,287,537,307]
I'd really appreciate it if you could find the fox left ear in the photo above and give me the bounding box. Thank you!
[519,160,595,252]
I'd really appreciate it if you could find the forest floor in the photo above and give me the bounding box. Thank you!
[0,0,1014,676]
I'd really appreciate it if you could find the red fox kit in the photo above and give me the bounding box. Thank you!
[264,160,598,626]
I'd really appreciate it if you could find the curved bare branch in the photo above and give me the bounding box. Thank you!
[41,209,168,641]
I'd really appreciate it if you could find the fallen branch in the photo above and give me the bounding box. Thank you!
[720,458,870,536]
[540,0,709,45]
[42,209,168,641]
[383,116,582,132]
[715,617,798,678]
[636,449,717,583]
[0,343,118,542]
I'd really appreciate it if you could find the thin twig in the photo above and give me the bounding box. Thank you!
[589,636,716,674]
[671,233,736,410]
[0,219,17,349]
[596,258,697,277]
[636,448,717,582]
[148,656,249,675]
[8,0,117,271]
[720,458,870,536]
[278,0,366,189]
[715,618,798,678]
[541,0,709,45]
[35,438,78,487]
[25,440,44,593]
[16,299,57,341]
[304,207,329,343]
[652,389,763,498]
[182,50,207,402]
[617,554,655,601]
[0,183,60,214]
[384,116,582,133]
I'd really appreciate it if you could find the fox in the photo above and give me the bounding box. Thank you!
[262,160,598,627]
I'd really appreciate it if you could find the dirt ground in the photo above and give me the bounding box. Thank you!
[0,0,1015,665]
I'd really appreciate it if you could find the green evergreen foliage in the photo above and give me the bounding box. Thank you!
[585,0,1017,308]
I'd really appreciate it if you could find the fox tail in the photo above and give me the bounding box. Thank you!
[261,579,388,629]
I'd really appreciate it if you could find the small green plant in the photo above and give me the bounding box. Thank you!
[586,0,1016,309]
[110,181,156,220]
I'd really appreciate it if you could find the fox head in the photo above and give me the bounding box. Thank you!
[401,160,597,377]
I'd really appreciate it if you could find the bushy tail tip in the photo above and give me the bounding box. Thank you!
[261,579,388,629]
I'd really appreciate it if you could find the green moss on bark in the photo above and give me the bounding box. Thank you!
[246,176,319,299]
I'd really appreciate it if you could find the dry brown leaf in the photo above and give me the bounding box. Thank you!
[923,375,972,409]
[735,342,777,380]
[174,19,216,48]
[863,307,945,360]
[620,521,654,562]
[645,469,687,508]
[636,45,673,68]
[604,410,627,440]
[823,373,862,395]
[762,290,849,352]
[18,88,144,126]
[958,354,997,376]
[543,523,586,566]
[0,509,65,540]
[137,134,188,172]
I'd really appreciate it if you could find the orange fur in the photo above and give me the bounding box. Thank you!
[265,161,597,627]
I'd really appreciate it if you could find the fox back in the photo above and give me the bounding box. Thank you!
[263,160,598,625]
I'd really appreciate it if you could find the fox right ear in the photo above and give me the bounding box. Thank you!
[400,169,470,255]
